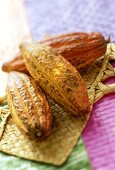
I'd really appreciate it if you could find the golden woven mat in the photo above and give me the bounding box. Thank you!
[0,0,115,166]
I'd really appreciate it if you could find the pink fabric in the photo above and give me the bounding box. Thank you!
[83,76,115,170]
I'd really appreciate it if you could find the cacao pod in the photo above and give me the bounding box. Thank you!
[2,32,107,73]
[7,71,52,138]
[20,43,90,116]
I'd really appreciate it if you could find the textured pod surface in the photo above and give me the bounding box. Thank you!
[40,32,107,68]
[2,32,107,73]
[20,43,90,116]
[7,71,52,138]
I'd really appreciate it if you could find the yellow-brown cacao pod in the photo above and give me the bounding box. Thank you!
[20,43,90,116]
[7,71,52,138]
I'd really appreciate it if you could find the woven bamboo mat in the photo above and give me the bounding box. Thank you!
[0,0,115,166]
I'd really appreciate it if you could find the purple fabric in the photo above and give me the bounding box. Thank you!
[83,93,115,170]
[24,0,115,169]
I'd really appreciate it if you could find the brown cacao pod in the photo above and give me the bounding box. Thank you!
[2,32,107,73]
[40,32,106,68]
